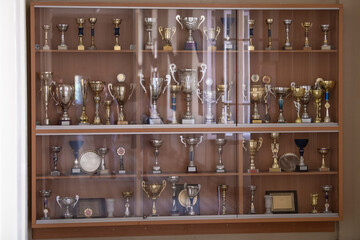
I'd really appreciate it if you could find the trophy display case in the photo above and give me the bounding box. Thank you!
[30,2,342,239]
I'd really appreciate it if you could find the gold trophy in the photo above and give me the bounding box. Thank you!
[144,18,156,50]
[291,82,305,123]
[283,19,292,50]
[122,191,133,217]
[318,148,330,171]
[79,78,89,124]
[310,193,319,213]
[248,20,255,50]
[203,26,221,51]
[217,185,229,215]
[39,72,55,125]
[250,85,265,123]
[265,19,273,50]
[113,19,122,50]
[301,22,312,50]
[88,18,97,50]
[312,78,323,123]
[159,26,176,51]
[42,25,51,50]
[320,80,335,123]
[76,18,85,50]
[242,137,263,173]
[89,80,104,124]
[104,99,113,125]
[108,73,135,125]
[56,24,68,50]
[269,132,281,172]
[321,24,331,50]
[142,180,166,216]
[249,185,257,214]
[169,84,181,124]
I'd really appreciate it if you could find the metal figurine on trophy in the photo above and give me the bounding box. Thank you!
[283,19,293,50]
[50,146,62,176]
[270,86,291,123]
[69,140,84,175]
[196,78,221,124]
[76,18,85,50]
[52,82,75,125]
[56,195,79,219]
[321,24,331,50]
[113,19,122,50]
[88,18,97,50]
[318,148,330,171]
[176,15,205,50]
[217,185,229,215]
[56,24,68,50]
[159,26,176,51]
[142,180,166,216]
[264,195,273,214]
[291,82,306,123]
[167,176,180,215]
[79,77,90,125]
[215,138,227,173]
[250,83,265,123]
[313,78,323,123]
[39,72,55,125]
[203,26,221,51]
[248,19,255,50]
[300,85,312,123]
[320,80,335,123]
[40,190,52,219]
[243,137,263,173]
[180,135,203,173]
[322,185,333,213]
[265,19,274,50]
[294,138,309,172]
[117,147,126,174]
[140,69,170,124]
[150,139,163,174]
[184,183,201,216]
[269,133,281,173]
[220,17,235,50]
[249,185,257,214]
[89,80,104,124]
[98,147,109,175]
[122,191,133,217]
[104,98,113,125]
[42,25,51,50]
[301,21,312,50]
[310,193,319,213]
[144,18,156,50]
[108,73,135,125]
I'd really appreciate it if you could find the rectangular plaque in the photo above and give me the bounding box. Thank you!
[265,190,298,213]
[74,198,106,218]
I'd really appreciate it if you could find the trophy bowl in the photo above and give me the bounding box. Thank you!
[215,138,227,147]
[122,191,133,199]
[291,86,305,98]
[89,80,104,92]
[294,138,309,149]
[56,195,79,219]
[76,18,85,25]
[150,139,163,148]
[113,18,121,25]
[250,85,265,102]
[301,21,312,29]
[167,176,179,184]
[321,24,330,32]
[142,180,166,199]
[185,184,201,216]
[40,189,52,198]
[170,84,182,93]
[321,80,336,90]
[56,23,68,32]
[69,140,84,152]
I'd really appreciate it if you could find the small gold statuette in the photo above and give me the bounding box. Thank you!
[113,19,122,50]
[243,137,263,173]
[318,147,330,171]
[313,78,324,123]
[76,18,86,50]
[283,19,293,50]
[88,18,97,50]
[56,24,69,50]
[310,193,319,213]
[321,24,331,50]
[159,26,176,51]
[248,19,255,50]
[104,99,113,125]
[265,18,274,50]
[144,18,156,50]
[42,25,51,50]
[269,132,281,173]
[217,185,229,215]
[89,80,104,124]
[262,76,271,123]
[203,26,221,51]
[301,21,312,50]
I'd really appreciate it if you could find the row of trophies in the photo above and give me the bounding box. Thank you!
[41,15,235,51]
[248,19,332,50]
[39,182,334,219]
[251,77,336,123]
[38,63,235,126]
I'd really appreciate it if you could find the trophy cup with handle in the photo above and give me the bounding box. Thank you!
[89,80,104,125]
[144,18,156,50]
[40,190,52,220]
[159,26,176,51]
[196,78,221,124]
[56,195,79,219]
[39,72,55,125]
[180,135,203,173]
[142,180,166,216]
[113,18,122,50]
[221,17,235,50]
[56,24,68,50]
[203,26,220,51]
[176,15,205,50]
[270,87,291,123]
[52,82,75,125]
[243,137,263,173]
[184,183,201,216]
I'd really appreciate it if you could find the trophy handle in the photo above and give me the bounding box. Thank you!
[315,77,324,89]
[139,73,147,93]
[50,82,59,105]
[203,27,209,40]
[159,26,164,40]
[175,15,183,29]
[158,180,167,197]
[196,88,204,103]
[216,92,222,103]
[162,74,171,94]
[141,180,150,198]
[197,184,201,195]
[169,63,179,85]
[107,83,115,99]
[264,84,271,101]
[56,196,62,208]
[269,87,276,97]
[73,195,79,208]
[180,135,187,147]
[215,26,221,40]
[183,182,187,190]
[128,83,135,100]
[198,15,205,29]
[171,26,176,40]
[198,63,207,86]
[196,136,203,147]
[257,137,263,151]
[242,141,247,151]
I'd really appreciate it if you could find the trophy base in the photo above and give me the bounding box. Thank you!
[248,45,255,51]
[114,45,121,51]
[321,45,331,50]
[117,120,128,125]
[296,165,308,172]
[265,46,273,50]
[163,45,173,51]
[216,169,225,173]
[303,46,312,50]
[153,170,162,174]
[248,169,259,173]
[50,171,60,176]
[301,118,312,123]
[295,118,302,123]
[145,45,153,50]
[185,42,197,50]
[88,46,97,50]
[58,45,68,50]
[79,122,90,125]
[149,118,163,124]
[43,45,50,50]
[60,120,71,126]
[182,118,195,124]
[41,217,50,220]
[71,168,82,174]
[100,169,110,175]
[43,118,50,125]
[150,214,159,217]
[170,212,180,216]
[77,45,85,51]
[269,167,281,173]
[319,167,330,172]
[208,46,217,51]
[252,119,263,124]
[283,45,293,50]
[205,120,216,124]
[118,170,126,174]
[323,210,332,213]
[224,41,234,50]
[187,166,197,173]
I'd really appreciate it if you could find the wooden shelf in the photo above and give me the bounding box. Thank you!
[143,172,238,177]
[243,171,338,176]
[35,50,136,53]
[36,174,135,180]
[246,50,339,53]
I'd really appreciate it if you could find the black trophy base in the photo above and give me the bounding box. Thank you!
[153,170,162,174]
[185,42,197,50]
[216,169,225,173]
[187,166,197,173]
[296,165,308,172]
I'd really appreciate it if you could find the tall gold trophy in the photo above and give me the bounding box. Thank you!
[39,72,55,125]
[142,180,166,216]
[76,18,85,50]
[243,137,263,173]
[291,82,305,123]
[89,81,104,124]
[269,132,281,172]
[301,22,312,50]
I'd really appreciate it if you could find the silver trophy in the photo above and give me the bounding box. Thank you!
[167,176,180,215]
[215,138,227,173]
[39,72,55,125]
[42,24,51,50]
[56,24,69,50]
[40,190,52,220]
[56,195,79,219]
[249,185,257,214]
[196,78,221,124]
[283,19,293,50]
[270,87,291,123]
[169,63,207,124]
[322,185,333,213]
[180,136,203,173]
[144,18,156,50]
[140,70,170,124]
[176,15,205,50]
[264,195,273,214]
[52,83,75,125]
[184,183,201,216]
[50,146,62,176]
[150,139,163,174]
[321,24,331,50]
[98,147,109,175]
[117,147,126,174]
[300,85,312,123]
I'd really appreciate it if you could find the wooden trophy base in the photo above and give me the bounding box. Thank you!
[117,120,128,125]
[269,167,281,173]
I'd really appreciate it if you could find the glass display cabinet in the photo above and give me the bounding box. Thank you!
[30,2,342,239]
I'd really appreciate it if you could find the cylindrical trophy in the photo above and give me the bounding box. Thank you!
[180,135,203,173]
[113,18,122,50]
[42,25,51,50]
[249,185,257,214]
[167,176,180,215]
[310,193,319,213]
[105,198,115,217]
[76,18,85,50]
[39,71,54,125]
[322,185,333,213]
[142,180,166,216]
[144,18,156,50]
[217,185,229,215]
[242,137,263,173]
[104,99,113,125]
[79,77,89,125]
[283,19,293,50]
[176,15,205,50]
[89,80,104,124]
[50,146,62,176]
[40,190,52,219]
[169,84,181,124]
[321,24,331,50]
[264,194,273,214]
[215,138,227,173]
[312,79,323,123]
[150,139,163,174]
[265,19,273,50]
[56,195,79,219]
[88,18,97,50]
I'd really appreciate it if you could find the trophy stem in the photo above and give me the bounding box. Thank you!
[324,92,331,122]
[221,185,228,215]
[124,197,130,216]
[104,102,111,125]
[249,155,256,171]
[278,96,285,123]
[80,106,89,124]
[184,93,192,119]
[93,94,101,124]
[151,198,158,216]
[170,184,178,215]
[315,99,322,123]
[294,98,302,123]
[219,99,226,124]
[302,103,309,119]
[171,92,178,124]
[118,104,125,123]
[252,102,260,120]
[44,29,49,49]
[205,101,214,124]
[249,186,256,214]
[60,31,65,47]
